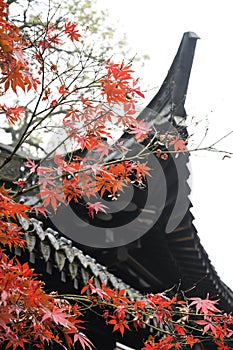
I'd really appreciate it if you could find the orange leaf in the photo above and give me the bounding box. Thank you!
[169,136,187,153]
[64,22,81,42]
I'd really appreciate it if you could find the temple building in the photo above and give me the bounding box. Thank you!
[1,32,232,350]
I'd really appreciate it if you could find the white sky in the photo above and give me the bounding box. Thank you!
[98,0,233,288]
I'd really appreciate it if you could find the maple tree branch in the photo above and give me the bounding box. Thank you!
[0,56,46,171]
[10,129,233,200]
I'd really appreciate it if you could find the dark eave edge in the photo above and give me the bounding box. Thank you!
[17,215,142,300]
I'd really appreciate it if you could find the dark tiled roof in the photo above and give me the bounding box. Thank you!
[165,209,233,310]
[16,215,142,299]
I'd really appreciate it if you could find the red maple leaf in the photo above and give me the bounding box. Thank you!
[129,120,151,140]
[135,161,151,177]
[185,335,199,348]
[108,315,130,336]
[0,104,25,125]
[31,205,48,217]
[38,39,51,50]
[215,341,231,350]
[196,319,218,336]
[58,84,68,95]
[93,142,113,160]
[37,186,65,212]
[81,278,109,300]
[24,158,38,173]
[189,295,220,315]
[50,99,58,107]
[42,307,74,328]
[86,202,108,219]
[64,22,81,42]
[74,332,94,350]
[169,136,187,153]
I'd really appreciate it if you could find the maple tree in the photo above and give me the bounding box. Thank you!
[2,0,142,155]
[0,0,233,349]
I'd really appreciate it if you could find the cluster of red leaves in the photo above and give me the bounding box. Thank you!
[63,100,115,154]
[0,185,94,350]
[141,333,199,350]
[0,104,25,124]
[80,278,233,349]
[38,25,62,51]
[0,251,89,350]
[38,21,81,52]
[63,98,151,154]
[24,152,151,214]
[0,185,29,249]
[0,0,40,93]
[100,60,144,104]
